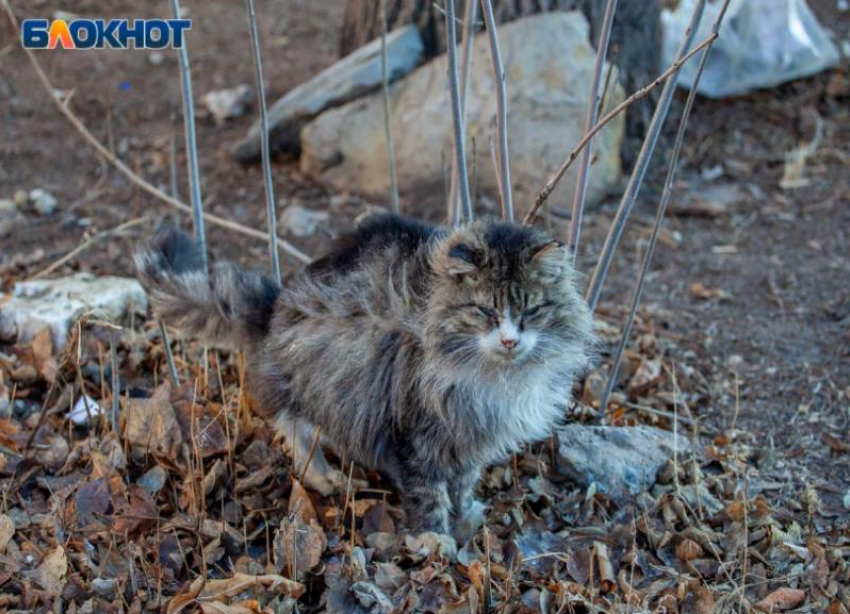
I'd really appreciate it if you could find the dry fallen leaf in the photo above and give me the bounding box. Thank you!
[676,537,704,562]
[689,282,730,301]
[273,515,327,581]
[0,514,14,553]
[30,327,58,382]
[122,383,182,459]
[167,573,304,614]
[28,546,67,596]
[754,588,806,612]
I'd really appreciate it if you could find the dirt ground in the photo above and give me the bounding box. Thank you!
[1,0,849,610]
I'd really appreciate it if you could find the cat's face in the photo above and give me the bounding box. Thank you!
[427,221,588,371]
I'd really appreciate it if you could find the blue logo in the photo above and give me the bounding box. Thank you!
[22,18,192,50]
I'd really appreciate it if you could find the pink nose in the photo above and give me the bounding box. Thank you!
[501,337,518,350]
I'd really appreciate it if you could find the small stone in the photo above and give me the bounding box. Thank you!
[29,188,57,216]
[280,204,330,238]
[556,425,689,503]
[202,84,253,126]
[13,189,28,207]
[0,273,147,348]
[91,578,118,597]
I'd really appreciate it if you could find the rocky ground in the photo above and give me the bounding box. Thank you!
[1,0,849,612]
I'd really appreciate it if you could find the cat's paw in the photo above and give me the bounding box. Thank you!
[453,500,487,545]
[303,466,367,496]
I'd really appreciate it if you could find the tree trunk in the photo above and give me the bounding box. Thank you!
[339,0,661,151]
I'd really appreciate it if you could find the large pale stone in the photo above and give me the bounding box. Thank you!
[300,12,624,211]
[556,425,688,502]
[234,25,424,162]
[0,273,147,348]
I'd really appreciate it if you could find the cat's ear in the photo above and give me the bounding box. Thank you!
[529,240,568,281]
[433,242,481,283]
[445,243,480,280]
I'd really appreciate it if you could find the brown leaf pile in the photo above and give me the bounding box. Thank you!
[0,318,848,613]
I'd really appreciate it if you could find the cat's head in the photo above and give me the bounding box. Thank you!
[426,220,593,372]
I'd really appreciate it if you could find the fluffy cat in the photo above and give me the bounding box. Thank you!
[135,214,594,534]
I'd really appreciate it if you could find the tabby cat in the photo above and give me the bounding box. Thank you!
[135,214,594,535]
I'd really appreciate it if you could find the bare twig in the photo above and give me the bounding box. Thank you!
[522,30,717,225]
[170,0,207,273]
[568,0,618,256]
[598,1,730,409]
[585,0,708,310]
[159,321,180,386]
[244,0,281,282]
[29,217,148,280]
[110,333,120,433]
[445,0,474,222]
[597,3,731,411]
[449,0,478,226]
[1,2,311,264]
[479,0,513,222]
[379,0,400,213]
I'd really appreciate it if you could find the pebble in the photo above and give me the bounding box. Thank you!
[29,188,57,216]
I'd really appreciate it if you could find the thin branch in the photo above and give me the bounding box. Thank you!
[522,30,717,225]
[445,0,474,223]
[585,0,708,310]
[379,0,401,213]
[568,0,618,257]
[29,217,148,280]
[479,0,513,222]
[159,320,180,386]
[1,2,311,264]
[245,0,281,283]
[599,0,731,411]
[449,0,478,226]
[170,0,207,273]
[110,333,120,434]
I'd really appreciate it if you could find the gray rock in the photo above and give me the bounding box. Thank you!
[202,84,254,126]
[234,25,424,162]
[0,273,147,348]
[29,188,57,216]
[280,203,330,238]
[556,425,688,502]
[300,12,623,210]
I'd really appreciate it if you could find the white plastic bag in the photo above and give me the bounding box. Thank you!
[663,0,840,98]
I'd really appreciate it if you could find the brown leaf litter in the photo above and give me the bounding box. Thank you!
[0,315,848,613]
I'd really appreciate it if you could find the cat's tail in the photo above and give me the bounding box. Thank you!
[134,228,279,349]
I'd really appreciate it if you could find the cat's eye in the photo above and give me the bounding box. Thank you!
[523,305,542,318]
[477,306,496,319]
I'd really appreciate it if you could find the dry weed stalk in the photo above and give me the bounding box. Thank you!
[380,0,401,213]
[244,0,282,282]
[479,0,513,222]
[170,0,207,273]
[585,0,709,310]
[449,0,479,225]
[598,0,731,409]
[445,0,474,223]
[568,0,618,256]
[523,29,718,226]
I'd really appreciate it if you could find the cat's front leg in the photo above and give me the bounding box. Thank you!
[401,472,451,534]
[450,466,486,543]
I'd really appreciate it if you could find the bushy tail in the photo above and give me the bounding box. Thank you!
[135,228,279,349]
